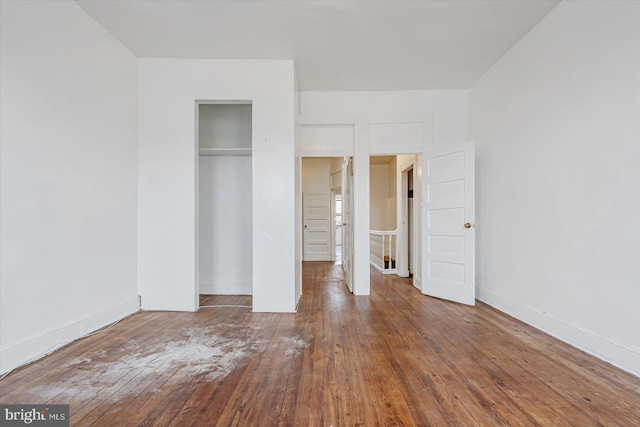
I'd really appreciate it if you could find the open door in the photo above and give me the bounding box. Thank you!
[422,142,475,305]
[342,157,354,292]
[333,192,342,263]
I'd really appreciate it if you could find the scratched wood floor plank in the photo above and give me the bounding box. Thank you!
[384,285,569,426]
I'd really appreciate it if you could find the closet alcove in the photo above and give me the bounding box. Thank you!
[197,102,253,301]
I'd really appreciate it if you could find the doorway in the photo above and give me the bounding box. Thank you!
[369,155,397,274]
[367,154,421,289]
[302,158,332,261]
[301,156,354,289]
[397,155,420,289]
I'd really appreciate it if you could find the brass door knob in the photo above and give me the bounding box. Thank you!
[464,223,473,229]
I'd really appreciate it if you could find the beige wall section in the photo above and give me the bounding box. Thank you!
[302,158,331,194]
[330,157,343,191]
[370,164,389,230]
[370,156,398,231]
[388,157,398,228]
[330,157,343,175]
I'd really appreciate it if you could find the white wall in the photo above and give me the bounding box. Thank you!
[300,90,468,148]
[469,1,640,376]
[138,59,296,312]
[199,104,252,149]
[0,1,139,373]
[198,156,252,295]
[295,150,303,304]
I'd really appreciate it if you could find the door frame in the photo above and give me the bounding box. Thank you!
[297,114,432,296]
[195,100,254,310]
[330,164,342,263]
[330,190,336,262]
[341,156,354,292]
[301,157,345,262]
[398,162,415,279]
[330,189,342,262]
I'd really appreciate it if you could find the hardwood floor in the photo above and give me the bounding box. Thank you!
[1,262,639,426]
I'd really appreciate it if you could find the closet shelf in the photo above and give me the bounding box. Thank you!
[199,148,252,156]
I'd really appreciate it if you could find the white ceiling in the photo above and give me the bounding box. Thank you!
[76,0,559,91]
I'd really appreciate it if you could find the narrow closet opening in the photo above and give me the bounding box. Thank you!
[197,102,253,309]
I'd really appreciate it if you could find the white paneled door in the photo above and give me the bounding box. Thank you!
[422,142,475,305]
[303,192,331,261]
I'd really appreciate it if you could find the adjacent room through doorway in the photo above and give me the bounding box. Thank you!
[302,156,354,290]
[369,154,421,290]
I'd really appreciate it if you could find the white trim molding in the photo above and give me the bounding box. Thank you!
[477,287,640,378]
[296,113,433,298]
[199,282,252,296]
[0,297,140,375]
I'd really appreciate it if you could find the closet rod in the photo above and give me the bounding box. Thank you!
[199,148,252,156]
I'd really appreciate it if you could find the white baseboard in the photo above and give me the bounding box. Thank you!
[140,301,196,312]
[0,296,140,375]
[413,276,422,291]
[476,287,640,378]
[303,254,333,262]
[370,262,383,274]
[199,281,252,295]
